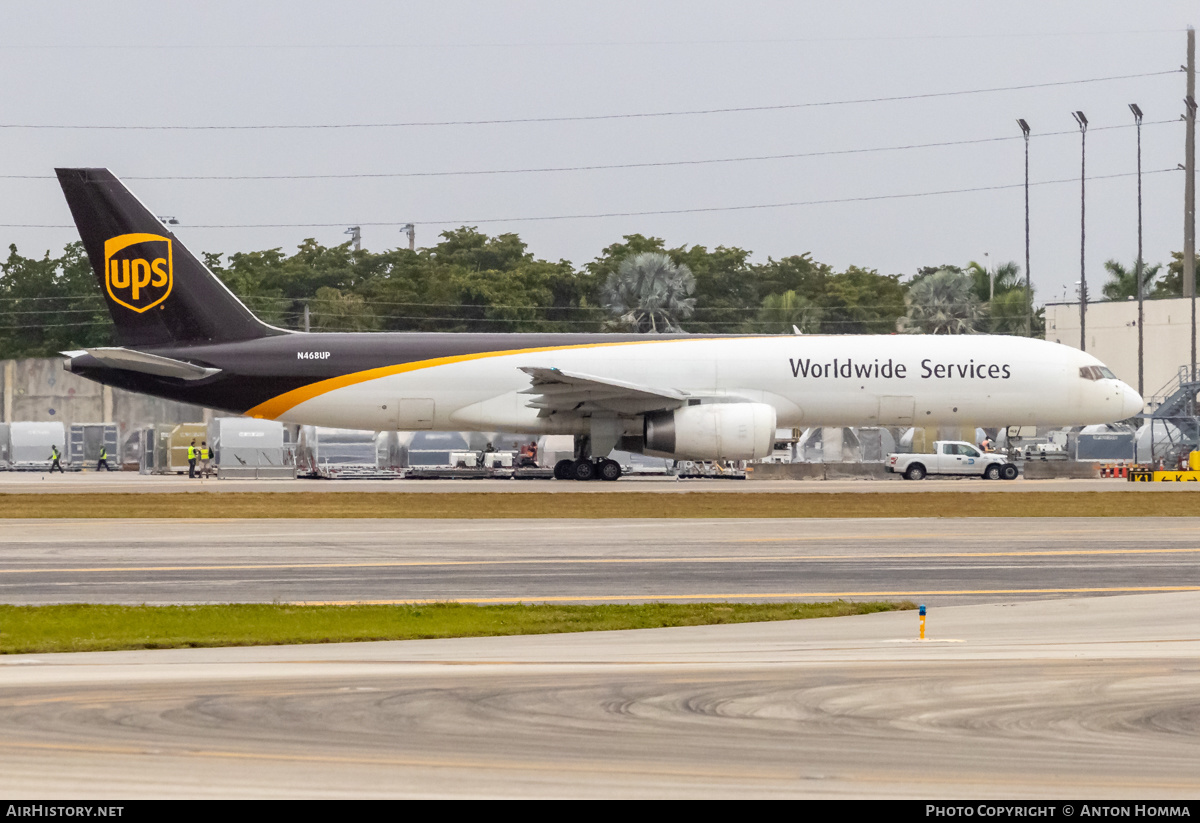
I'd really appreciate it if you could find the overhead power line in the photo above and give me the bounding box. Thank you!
[0,30,1186,49]
[0,168,1179,231]
[0,119,1179,182]
[0,297,1013,315]
[0,70,1178,130]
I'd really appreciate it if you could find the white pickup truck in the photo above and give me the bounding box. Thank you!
[886,440,1018,481]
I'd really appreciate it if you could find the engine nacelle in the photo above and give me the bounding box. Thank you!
[643,402,777,461]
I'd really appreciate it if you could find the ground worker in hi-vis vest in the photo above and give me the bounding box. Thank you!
[97,446,109,472]
[200,441,212,478]
[49,445,64,474]
[188,440,197,478]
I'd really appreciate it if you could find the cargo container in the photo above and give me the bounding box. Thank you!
[210,417,294,479]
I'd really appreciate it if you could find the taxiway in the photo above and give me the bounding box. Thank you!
[2,591,1197,798]
[2,517,1198,606]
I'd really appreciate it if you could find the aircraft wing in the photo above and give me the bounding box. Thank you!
[519,366,689,415]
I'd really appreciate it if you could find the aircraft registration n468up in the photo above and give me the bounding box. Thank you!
[55,168,1143,480]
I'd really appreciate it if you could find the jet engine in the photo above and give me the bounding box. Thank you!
[643,402,777,461]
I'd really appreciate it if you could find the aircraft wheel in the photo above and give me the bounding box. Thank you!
[598,459,622,481]
[1001,464,1019,480]
[904,464,926,481]
[983,464,1002,481]
[554,459,575,480]
[572,459,597,481]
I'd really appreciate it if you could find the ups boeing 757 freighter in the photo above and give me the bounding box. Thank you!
[56,168,1143,480]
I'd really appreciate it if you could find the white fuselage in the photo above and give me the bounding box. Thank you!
[271,334,1143,434]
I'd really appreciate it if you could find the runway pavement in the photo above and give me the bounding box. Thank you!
[4,477,1199,797]
[2,517,1198,606]
[2,591,1198,798]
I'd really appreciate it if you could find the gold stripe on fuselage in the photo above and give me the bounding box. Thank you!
[244,337,751,420]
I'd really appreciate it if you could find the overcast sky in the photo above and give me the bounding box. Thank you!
[0,1,1195,305]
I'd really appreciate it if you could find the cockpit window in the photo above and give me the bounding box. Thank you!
[1098,367,1116,379]
[1079,366,1111,381]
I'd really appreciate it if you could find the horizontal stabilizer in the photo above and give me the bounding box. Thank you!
[79,347,222,381]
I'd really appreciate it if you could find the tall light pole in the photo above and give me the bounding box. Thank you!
[401,223,415,252]
[1073,110,1089,351]
[1017,119,1032,338]
[1186,26,1196,381]
[344,226,361,252]
[1130,103,1145,397]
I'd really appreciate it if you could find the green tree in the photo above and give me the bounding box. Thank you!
[430,227,532,272]
[901,267,983,334]
[584,234,670,283]
[749,254,833,301]
[966,260,1022,303]
[751,257,905,335]
[1153,251,1200,297]
[204,249,290,326]
[757,290,821,334]
[0,243,112,357]
[987,287,1039,336]
[818,266,907,334]
[672,244,754,333]
[308,286,379,332]
[202,230,599,334]
[1101,258,1162,301]
[601,252,696,333]
[587,236,754,333]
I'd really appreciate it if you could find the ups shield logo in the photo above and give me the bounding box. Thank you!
[104,233,173,313]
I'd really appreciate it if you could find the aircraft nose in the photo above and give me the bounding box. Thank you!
[1120,383,1144,418]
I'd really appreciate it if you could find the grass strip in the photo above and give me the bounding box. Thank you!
[0,491,1198,519]
[0,601,913,654]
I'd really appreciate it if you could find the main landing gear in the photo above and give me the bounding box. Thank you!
[554,457,622,481]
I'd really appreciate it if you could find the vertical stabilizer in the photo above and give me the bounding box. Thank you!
[56,168,278,348]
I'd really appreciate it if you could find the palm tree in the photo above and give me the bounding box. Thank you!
[1101,258,1162,301]
[987,287,1035,335]
[757,290,821,333]
[966,259,1022,303]
[901,267,983,334]
[600,252,696,333]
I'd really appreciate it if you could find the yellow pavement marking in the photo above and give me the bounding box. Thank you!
[735,524,1200,542]
[0,738,800,780]
[5,546,1200,575]
[1,740,1195,792]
